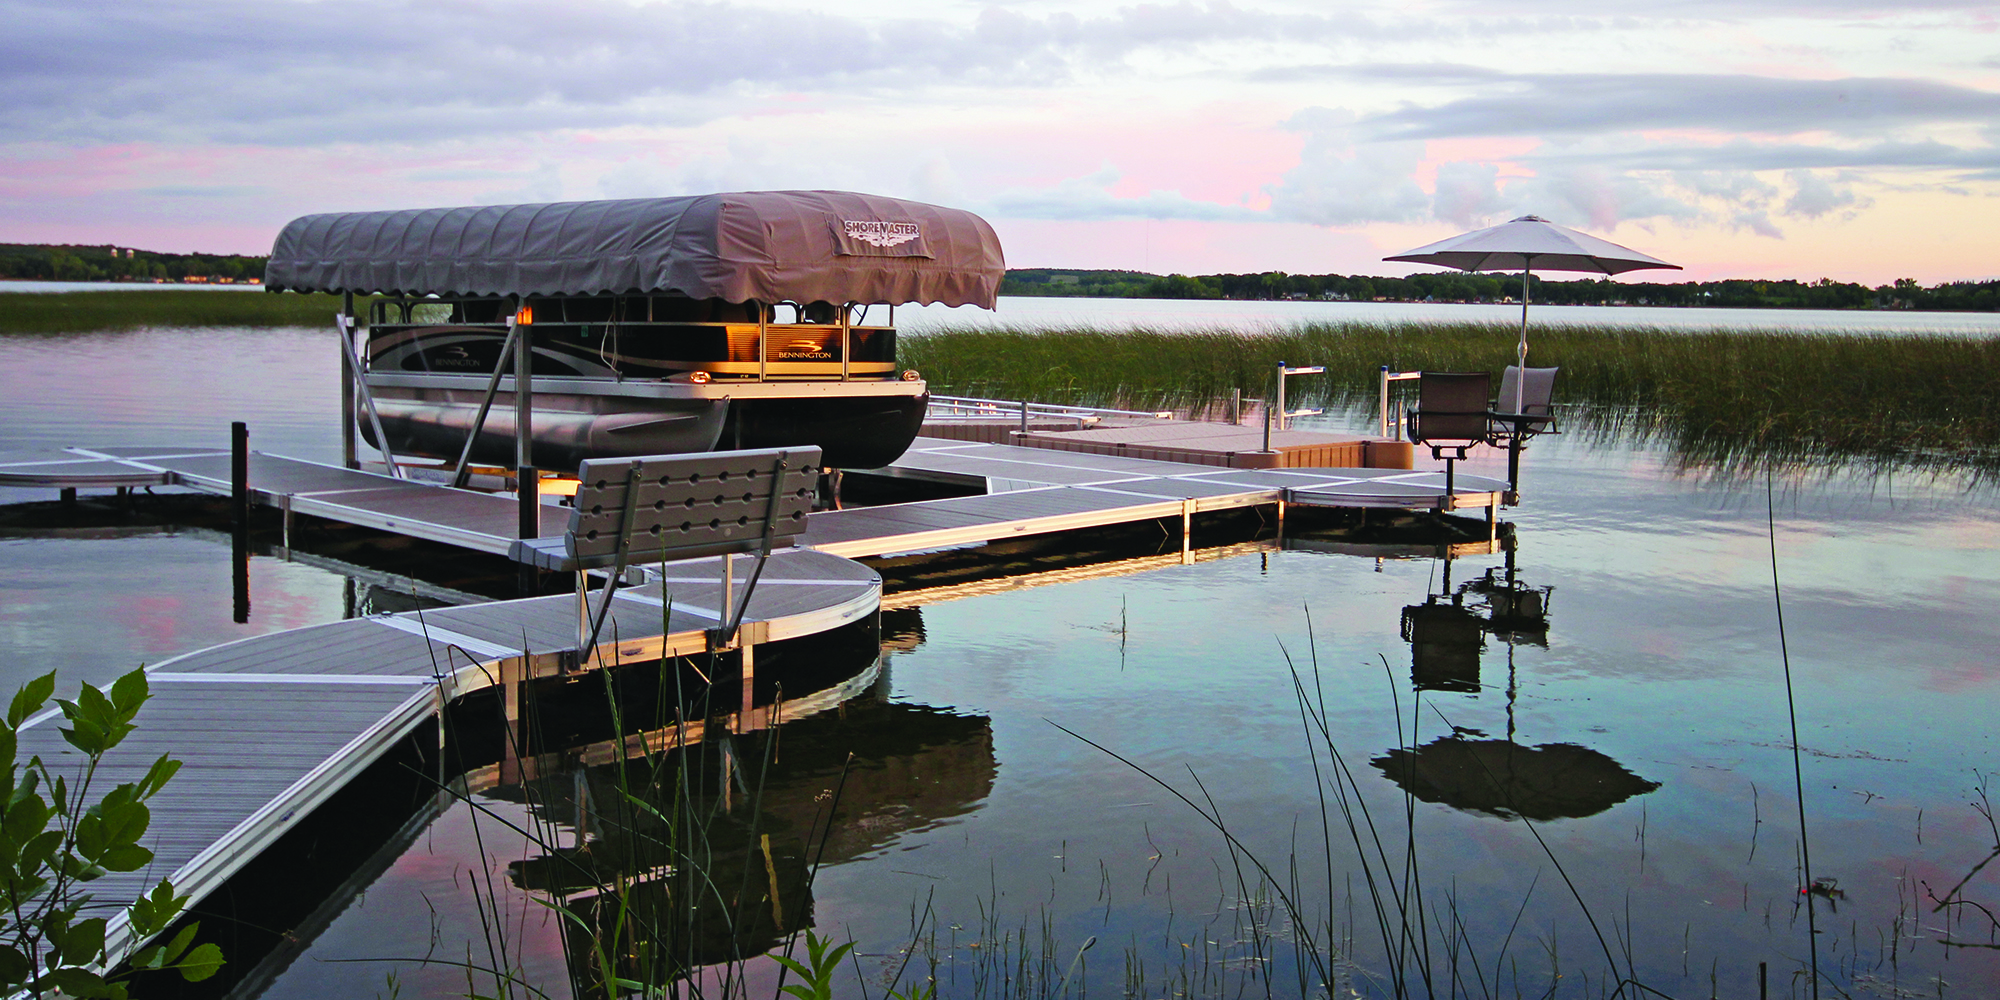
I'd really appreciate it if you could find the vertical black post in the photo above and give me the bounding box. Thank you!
[231,421,250,531]
[518,465,539,540]
[232,420,251,624]
[1506,415,1526,496]
[517,464,539,595]
[232,531,251,624]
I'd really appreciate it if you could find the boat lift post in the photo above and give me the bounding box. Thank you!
[340,292,357,469]
[513,298,538,541]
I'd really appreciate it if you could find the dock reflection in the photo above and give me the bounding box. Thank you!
[477,608,994,995]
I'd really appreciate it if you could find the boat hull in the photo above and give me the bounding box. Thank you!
[358,380,927,472]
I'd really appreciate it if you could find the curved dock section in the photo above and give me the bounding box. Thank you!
[8,547,878,971]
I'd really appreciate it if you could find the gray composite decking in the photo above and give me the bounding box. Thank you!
[803,437,1508,558]
[0,434,1504,970]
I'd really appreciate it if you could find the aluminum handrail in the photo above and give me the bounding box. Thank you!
[928,395,1174,420]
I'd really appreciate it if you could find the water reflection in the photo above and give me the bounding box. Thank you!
[1372,737,1662,822]
[450,608,995,996]
[1378,548,1662,821]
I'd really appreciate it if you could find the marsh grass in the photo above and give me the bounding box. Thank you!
[901,322,2000,476]
[0,290,356,333]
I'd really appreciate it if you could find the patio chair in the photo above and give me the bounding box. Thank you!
[1404,371,1491,505]
[1488,365,1559,493]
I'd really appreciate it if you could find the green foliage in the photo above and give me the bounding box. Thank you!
[772,928,854,1000]
[0,242,265,284]
[998,267,2000,311]
[0,668,222,998]
[0,290,357,334]
[903,321,2000,476]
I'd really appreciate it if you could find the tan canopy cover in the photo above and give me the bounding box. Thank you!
[264,190,1006,308]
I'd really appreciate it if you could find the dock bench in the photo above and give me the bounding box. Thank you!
[509,446,821,664]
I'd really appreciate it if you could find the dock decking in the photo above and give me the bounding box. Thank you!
[0,433,1506,973]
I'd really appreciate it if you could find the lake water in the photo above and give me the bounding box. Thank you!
[2,322,1999,998]
[7,279,1999,335]
[897,295,2000,336]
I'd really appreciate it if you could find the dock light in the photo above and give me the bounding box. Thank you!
[540,476,581,498]
[515,305,534,325]
[901,369,922,381]
[668,370,712,384]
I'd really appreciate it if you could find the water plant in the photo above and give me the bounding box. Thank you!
[0,667,224,998]
[901,321,2000,476]
[0,290,358,334]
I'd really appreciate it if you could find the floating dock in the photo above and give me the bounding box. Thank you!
[0,434,1508,973]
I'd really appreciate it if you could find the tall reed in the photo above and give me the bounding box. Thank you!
[901,322,2000,475]
[0,290,353,333]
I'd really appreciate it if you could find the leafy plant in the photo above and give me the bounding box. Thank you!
[0,667,224,997]
[772,928,853,1000]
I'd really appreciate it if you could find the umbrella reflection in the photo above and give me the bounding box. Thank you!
[1371,736,1661,822]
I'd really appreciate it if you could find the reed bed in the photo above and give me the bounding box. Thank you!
[0,290,349,333]
[901,321,2000,476]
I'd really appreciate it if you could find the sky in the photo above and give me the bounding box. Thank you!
[2,0,1995,283]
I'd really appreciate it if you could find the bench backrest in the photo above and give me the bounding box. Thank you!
[564,446,821,567]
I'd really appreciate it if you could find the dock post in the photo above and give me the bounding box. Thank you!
[231,423,251,623]
[500,656,523,783]
[231,421,249,532]
[1275,361,1287,432]
[1181,498,1195,565]
[1230,388,1241,425]
[517,466,539,595]
[513,298,535,474]
[1379,365,1390,438]
[740,641,756,730]
[1019,398,1029,437]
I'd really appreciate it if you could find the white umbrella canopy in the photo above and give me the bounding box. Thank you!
[1385,215,1680,413]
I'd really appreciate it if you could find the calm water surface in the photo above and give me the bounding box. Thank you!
[2,324,1998,997]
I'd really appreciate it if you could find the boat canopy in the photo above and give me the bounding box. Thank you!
[264,190,1006,308]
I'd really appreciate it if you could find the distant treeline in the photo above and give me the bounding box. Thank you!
[1002,268,2000,312]
[0,243,267,283]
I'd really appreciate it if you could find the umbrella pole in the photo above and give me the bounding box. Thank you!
[1516,262,1531,415]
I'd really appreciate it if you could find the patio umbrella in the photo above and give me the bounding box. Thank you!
[1385,215,1680,414]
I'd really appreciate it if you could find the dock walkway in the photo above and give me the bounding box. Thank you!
[10,547,876,967]
[806,436,1507,558]
[0,436,1504,973]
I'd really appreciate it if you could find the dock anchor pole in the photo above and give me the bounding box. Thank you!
[231,421,249,532]
[231,420,251,624]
